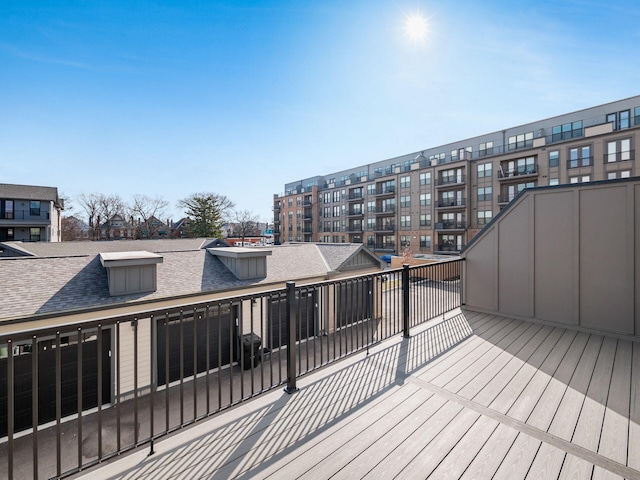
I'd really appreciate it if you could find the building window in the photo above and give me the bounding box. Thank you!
[635,107,640,126]
[288,198,293,207]
[323,192,330,203]
[477,210,492,225]
[430,152,446,164]
[324,207,331,218]
[508,132,533,150]
[2,200,14,219]
[400,235,410,248]
[419,172,431,185]
[608,171,631,180]
[367,201,375,212]
[400,176,410,188]
[400,196,411,208]
[477,163,492,178]
[551,121,583,142]
[606,138,631,163]
[477,187,492,202]
[332,221,339,232]
[479,141,494,156]
[367,218,375,230]
[30,201,41,216]
[549,150,559,167]
[332,206,339,217]
[568,146,591,168]
[549,178,559,186]
[570,175,590,184]
[401,215,411,228]
[420,214,431,227]
[332,191,339,202]
[367,184,375,195]
[420,235,431,248]
[419,193,431,206]
[30,227,41,242]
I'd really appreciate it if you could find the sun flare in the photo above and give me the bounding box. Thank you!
[403,12,429,43]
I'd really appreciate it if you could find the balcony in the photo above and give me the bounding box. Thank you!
[6,179,640,480]
[435,221,466,231]
[347,193,364,201]
[435,242,466,253]
[498,164,538,181]
[604,150,635,163]
[435,174,466,188]
[436,198,466,209]
[374,186,395,197]
[0,209,50,222]
[347,209,364,217]
[374,206,396,215]
[566,157,593,169]
[497,194,515,204]
[374,224,395,232]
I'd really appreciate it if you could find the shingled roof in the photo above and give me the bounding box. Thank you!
[0,242,383,321]
[0,183,60,203]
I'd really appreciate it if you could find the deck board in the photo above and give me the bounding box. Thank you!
[75,309,640,480]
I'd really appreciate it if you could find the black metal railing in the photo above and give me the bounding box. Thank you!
[435,221,466,230]
[435,243,466,252]
[498,164,538,179]
[566,157,593,169]
[0,261,462,479]
[604,150,635,163]
[436,174,466,186]
[0,210,49,221]
[437,198,466,208]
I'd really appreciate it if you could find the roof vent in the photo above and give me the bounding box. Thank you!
[207,247,271,280]
[99,251,163,296]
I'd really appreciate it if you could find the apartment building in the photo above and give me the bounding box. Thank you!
[273,95,640,254]
[0,183,64,242]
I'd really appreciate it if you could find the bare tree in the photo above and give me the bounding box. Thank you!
[77,193,101,240]
[129,194,169,239]
[98,193,125,240]
[177,193,234,238]
[61,216,84,241]
[232,210,261,244]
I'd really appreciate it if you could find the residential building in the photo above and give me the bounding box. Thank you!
[0,183,64,242]
[274,95,640,254]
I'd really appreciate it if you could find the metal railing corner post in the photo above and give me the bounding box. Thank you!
[402,264,410,338]
[284,281,299,394]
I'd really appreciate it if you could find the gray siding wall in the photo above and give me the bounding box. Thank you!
[463,179,639,338]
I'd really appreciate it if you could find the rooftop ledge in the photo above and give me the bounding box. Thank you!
[99,251,164,268]
[206,247,272,259]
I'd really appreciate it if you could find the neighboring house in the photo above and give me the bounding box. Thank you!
[134,215,170,239]
[0,239,384,435]
[98,214,136,240]
[170,217,191,238]
[0,183,64,242]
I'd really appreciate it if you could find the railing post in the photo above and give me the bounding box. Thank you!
[284,281,299,394]
[402,264,410,338]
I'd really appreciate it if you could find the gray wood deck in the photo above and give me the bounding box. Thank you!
[78,309,640,479]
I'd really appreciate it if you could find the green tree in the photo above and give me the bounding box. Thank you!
[177,192,234,238]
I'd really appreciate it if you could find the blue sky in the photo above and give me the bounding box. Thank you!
[1,0,639,223]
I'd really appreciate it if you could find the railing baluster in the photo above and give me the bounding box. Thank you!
[77,327,83,471]
[31,336,38,480]
[149,315,155,456]
[284,281,298,394]
[7,339,14,480]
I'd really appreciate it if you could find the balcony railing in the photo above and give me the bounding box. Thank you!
[347,210,364,217]
[436,174,466,187]
[0,262,462,479]
[374,224,395,232]
[0,210,49,221]
[566,157,593,169]
[498,194,515,204]
[374,206,396,215]
[437,198,466,208]
[348,193,364,201]
[374,186,395,196]
[435,221,466,230]
[435,243,466,253]
[498,164,538,179]
[604,150,635,163]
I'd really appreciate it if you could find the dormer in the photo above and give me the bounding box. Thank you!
[99,251,163,296]
[207,247,271,280]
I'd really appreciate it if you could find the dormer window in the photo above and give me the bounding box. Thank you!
[100,251,163,296]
